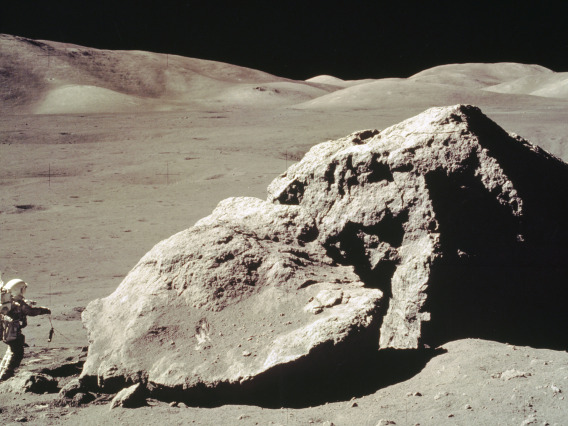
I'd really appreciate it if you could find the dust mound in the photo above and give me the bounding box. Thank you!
[81,105,568,403]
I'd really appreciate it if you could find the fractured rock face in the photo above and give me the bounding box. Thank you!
[268,104,568,350]
[82,105,568,399]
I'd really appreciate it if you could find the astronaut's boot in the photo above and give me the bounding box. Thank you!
[0,337,24,381]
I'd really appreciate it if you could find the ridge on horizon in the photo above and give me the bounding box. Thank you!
[1,34,567,116]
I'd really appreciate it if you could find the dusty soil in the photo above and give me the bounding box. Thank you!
[1,36,567,424]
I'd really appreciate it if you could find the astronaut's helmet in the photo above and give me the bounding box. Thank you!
[4,279,27,301]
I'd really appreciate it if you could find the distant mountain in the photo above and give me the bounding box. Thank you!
[0,34,333,114]
[2,35,567,115]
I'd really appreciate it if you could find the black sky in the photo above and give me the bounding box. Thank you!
[1,1,566,80]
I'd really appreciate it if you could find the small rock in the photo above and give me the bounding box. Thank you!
[434,391,449,400]
[33,404,49,410]
[237,414,250,420]
[169,401,178,407]
[109,383,147,409]
[350,401,358,408]
[1,372,58,394]
[59,378,84,399]
[550,384,561,394]
[376,420,396,426]
[242,351,252,357]
[15,417,28,423]
[71,392,95,406]
[178,402,188,408]
[495,369,531,381]
[464,404,472,410]
[448,414,454,418]
[322,421,335,426]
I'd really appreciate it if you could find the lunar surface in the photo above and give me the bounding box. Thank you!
[1,34,567,425]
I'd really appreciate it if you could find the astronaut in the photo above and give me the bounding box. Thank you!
[0,278,51,381]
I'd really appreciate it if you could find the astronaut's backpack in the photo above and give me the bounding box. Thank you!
[0,314,20,343]
[1,281,20,343]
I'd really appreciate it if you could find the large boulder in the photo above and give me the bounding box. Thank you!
[81,105,568,400]
[82,197,383,397]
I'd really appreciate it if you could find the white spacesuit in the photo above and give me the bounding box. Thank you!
[0,278,51,381]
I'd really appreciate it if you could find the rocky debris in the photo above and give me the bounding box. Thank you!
[109,383,147,409]
[0,372,58,394]
[81,105,568,402]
